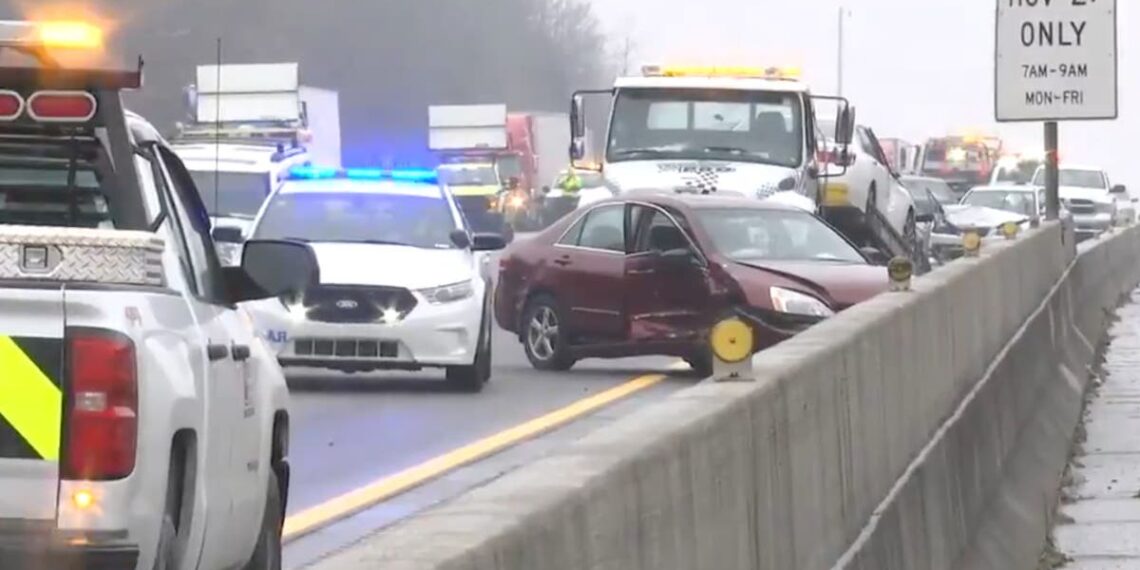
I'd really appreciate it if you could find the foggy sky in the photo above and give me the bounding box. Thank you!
[591,0,1137,188]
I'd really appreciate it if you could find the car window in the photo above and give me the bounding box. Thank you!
[557,213,587,245]
[188,169,270,218]
[631,205,690,254]
[574,204,625,252]
[0,141,117,229]
[154,145,227,302]
[695,207,865,263]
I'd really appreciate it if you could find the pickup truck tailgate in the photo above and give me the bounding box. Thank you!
[0,288,64,520]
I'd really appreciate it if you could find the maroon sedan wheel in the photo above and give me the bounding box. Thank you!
[522,295,576,371]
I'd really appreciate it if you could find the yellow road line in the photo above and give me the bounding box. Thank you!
[282,371,671,541]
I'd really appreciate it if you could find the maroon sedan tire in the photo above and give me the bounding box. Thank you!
[521,294,576,371]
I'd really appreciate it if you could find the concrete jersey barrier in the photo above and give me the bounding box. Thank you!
[311,222,1140,570]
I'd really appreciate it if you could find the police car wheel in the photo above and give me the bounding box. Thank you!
[243,471,283,570]
[445,301,492,392]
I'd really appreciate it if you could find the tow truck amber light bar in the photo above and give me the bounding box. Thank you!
[0,20,103,49]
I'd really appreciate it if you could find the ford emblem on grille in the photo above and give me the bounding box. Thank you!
[336,299,359,309]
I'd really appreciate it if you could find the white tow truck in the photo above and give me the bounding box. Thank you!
[0,21,319,570]
[568,64,925,269]
[171,63,341,262]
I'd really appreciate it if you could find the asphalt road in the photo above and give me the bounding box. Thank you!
[280,236,696,568]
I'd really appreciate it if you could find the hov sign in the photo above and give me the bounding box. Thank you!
[995,0,1117,122]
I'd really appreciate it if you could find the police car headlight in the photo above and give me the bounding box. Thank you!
[419,280,474,304]
[770,286,833,317]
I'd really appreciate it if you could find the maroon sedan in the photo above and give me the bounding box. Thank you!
[493,192,890,374]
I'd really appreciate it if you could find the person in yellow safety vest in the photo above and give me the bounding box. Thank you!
[558,168,582,194]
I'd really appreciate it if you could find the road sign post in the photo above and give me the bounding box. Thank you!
[994,0,1118,220]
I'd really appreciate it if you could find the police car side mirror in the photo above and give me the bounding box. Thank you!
[449,229,472,249]
[916,212,935,224]
[471,232,506,251]
[212,225,244,244]
[229,239,320,303]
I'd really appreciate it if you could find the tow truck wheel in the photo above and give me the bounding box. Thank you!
[522,294,576,371]
[243,470,283,570]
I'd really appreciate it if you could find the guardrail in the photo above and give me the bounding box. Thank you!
[311,222,1140,570]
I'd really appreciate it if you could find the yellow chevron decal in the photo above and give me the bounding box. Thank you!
[0,336,62,460]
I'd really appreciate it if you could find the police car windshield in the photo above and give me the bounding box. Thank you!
[695,208,865,263]
[439,166,498,186]
[962,190,1035,216]
[0,144,112,228]
[607,88,804,168]
[189,170,269,218]
[1031,168,1106,190]
[253,189,459,249]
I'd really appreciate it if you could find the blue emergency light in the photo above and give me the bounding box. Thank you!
[286,165,438,183]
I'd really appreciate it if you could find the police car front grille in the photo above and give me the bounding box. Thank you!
[302,285,416,324]
[293,338,399,359]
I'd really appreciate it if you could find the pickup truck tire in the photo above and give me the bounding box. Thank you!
[243,470,283,570]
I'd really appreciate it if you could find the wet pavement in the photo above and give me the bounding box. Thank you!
[1054,289,1140,568]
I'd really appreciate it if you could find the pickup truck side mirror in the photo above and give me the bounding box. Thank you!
[1111,184,1127,194]
[212,225,244,244]
[227,239,320,304]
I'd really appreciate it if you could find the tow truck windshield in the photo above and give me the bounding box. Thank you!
[189,170,270,218]
[253,189,459,249]
[695,208,865,263]
[0,142,112,228]
[607,88,804,168]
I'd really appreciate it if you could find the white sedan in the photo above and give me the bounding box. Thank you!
[816,123,918,243]
[242,167,505,392]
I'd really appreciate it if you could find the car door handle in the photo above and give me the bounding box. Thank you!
[553,257,571,266]
[231,344,251,362]
[206,343,229,361]
[628,268,655,275]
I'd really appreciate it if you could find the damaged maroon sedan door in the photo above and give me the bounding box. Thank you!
[624,203,715,343]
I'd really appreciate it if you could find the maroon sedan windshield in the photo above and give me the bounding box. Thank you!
[694,208,866,263]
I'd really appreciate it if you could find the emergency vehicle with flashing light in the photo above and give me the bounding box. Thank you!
[567,64,927,271]
[918,133,1004,195]
[241,165,506,392]
[171,63,340,264]
[0,20,318,570]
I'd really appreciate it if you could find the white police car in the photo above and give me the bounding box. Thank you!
[244,166,506,391]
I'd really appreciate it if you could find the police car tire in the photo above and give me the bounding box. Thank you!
[243,471,283,570]
[445,303,492,392]
[152,516,177,570]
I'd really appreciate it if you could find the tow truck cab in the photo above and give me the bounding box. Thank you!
[567,64,856,210]
[0,20,317,570]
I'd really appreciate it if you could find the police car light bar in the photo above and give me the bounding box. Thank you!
[641,64,802,80]
[287,166,438,183]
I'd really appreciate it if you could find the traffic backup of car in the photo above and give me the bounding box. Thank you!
[0,20,316,570]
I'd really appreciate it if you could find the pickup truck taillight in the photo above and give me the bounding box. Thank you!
[62,329,138,481]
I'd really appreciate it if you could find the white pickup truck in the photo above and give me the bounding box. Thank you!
[0,21,319,570]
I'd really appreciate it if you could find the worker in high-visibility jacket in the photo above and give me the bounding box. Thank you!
[557,168,582,194]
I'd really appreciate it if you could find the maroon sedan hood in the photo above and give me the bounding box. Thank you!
[737,260,890,309]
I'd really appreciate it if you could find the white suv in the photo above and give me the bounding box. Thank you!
[244,167,506,391]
